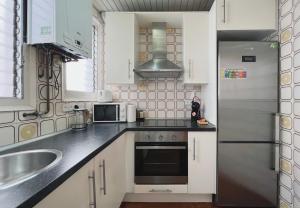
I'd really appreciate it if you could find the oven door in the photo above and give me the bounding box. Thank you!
[135,142,188,185]
[93,104,119,122]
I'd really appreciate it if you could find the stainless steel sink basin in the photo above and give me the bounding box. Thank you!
[0,149,62,189]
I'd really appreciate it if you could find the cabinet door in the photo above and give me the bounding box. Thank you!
[34,160,95,208]
[125,132,135,193]
[105,13,136,84]
[95,137,126,208]
[216,0,277,31]
[183,13,209,84]
[188,132,216,194]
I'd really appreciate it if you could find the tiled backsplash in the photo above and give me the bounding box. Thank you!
[107,28,201,119]
[279,0,300,207]
[0,48,93,147]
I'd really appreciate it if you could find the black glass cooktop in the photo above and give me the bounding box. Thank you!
[135,119,187,127]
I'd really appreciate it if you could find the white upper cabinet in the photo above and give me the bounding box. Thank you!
[188,132,217,194]
[216,0,277,31]
[105,13,138,84]
[183,13,209,84]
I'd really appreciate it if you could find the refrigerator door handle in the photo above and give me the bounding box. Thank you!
[274,113,280,143]
[273,143,280,173]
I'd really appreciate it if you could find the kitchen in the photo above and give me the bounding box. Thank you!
[0,0,295,207]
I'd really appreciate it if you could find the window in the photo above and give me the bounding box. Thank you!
[0,0,23,98]
[0,0,35,111]
[63,19,100,101]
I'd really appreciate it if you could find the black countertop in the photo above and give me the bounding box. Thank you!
[0,119,215,208]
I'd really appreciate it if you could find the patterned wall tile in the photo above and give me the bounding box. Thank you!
[0,112,15,124]
[281,101,292,114]
[281,72,292,85]
[281,42,292,57]
[294,133,300,149]
[294,165,300,182]
[294,52,300,67]
[280,200,290,208]
[281,116,292,129]
[281,57,292,72]
[281,86,293,100]
[281,172,293,189]
[293,181,300,198]
[40,119,55,136]
[281,13,293,29]
[281,158,292,174]
[281,185,293,203]
[294,197,300,207]
[19,123,38,142]
[0,126,15,146]
[281,28,293,43]
[295,69,300,83]
[282,144,293,159]
[56,117,67,132]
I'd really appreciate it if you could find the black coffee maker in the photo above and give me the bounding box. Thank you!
[191,96,201,122]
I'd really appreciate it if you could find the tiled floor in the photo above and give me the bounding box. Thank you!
[120,202,213,208]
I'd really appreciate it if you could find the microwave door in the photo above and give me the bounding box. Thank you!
[94,105,117,122]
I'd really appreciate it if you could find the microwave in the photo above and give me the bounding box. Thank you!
[93,103,127,122]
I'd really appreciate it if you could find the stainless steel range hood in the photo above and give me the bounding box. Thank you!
[134,22,183,78]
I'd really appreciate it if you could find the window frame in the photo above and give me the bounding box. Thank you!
[0,0,36,112]
[62,17,101,102]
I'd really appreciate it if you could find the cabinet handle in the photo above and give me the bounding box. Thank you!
[99,160,107,195]
[88,171,97,208]
[193,138,196,161]
[223,0,226,23]
[128,59,131,79]
[149,189,172,193]
[189,59,192,79]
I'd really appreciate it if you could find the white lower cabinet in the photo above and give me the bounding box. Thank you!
[34,131,217,207]
[34,160,94,208]
[34,135,127,208]
[188,132,217,194]
[95,135,126,208]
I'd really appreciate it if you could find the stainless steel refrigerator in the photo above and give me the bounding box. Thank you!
[216,42,279,207]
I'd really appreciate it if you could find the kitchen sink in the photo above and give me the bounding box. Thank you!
[0,149,62,189]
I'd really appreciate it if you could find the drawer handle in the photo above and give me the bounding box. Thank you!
[149,189,172,193]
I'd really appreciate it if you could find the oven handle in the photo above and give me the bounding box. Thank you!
[136,146,186,150]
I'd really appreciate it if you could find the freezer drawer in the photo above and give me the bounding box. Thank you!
[216,143,278,207]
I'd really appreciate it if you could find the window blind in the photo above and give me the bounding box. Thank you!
[66,25,98,93]
[0,0,23,98]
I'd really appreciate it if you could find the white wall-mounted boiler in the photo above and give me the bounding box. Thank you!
[27,0,92,58]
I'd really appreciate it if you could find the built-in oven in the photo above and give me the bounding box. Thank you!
[135,131,188,185]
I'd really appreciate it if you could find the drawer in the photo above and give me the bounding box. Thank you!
[134,185,188,194]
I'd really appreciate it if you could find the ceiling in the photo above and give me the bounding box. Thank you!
[94,0,215,12]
